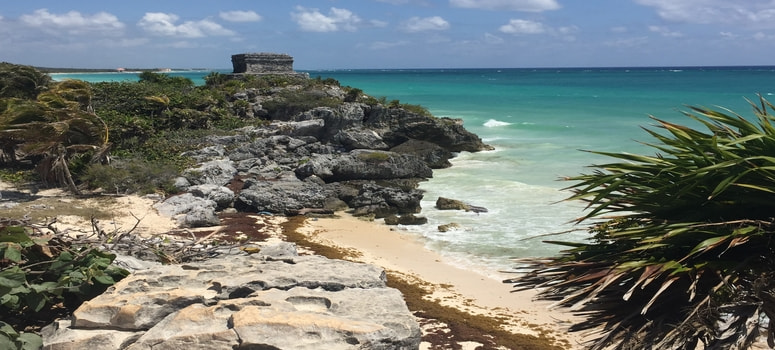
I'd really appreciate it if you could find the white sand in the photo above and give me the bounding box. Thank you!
[299,213,588,349]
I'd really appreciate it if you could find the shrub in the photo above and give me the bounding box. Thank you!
[81,157,179,195]
[508,96,775,349]
[0,222,129,349]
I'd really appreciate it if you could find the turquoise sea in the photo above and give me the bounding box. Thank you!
[52,67,775,277]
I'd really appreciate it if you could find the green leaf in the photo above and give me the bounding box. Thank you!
[0,242,22,263]
[17,333,43,350]
[0,266,26,289]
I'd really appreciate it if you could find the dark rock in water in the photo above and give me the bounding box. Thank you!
[436,197,470,211]
[384,214,428,226]
[467,205,489,213]
[435,197,488,214]
[438,222,462,232]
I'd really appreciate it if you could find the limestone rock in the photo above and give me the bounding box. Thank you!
[182,159,237,187]
[43,245,420,350]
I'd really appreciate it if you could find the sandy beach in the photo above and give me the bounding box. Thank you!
[298,213,587,349]
[0,181,586,348]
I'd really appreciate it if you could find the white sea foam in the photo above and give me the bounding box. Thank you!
[483,119,512,127]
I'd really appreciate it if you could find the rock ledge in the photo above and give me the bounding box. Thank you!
[42,243,421,350]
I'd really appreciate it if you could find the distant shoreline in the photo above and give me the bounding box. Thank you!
[37,67,215,73]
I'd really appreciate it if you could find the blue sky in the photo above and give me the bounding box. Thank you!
[1,0,774,69]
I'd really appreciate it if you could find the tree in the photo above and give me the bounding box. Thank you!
[0,79,109,194]
[507,96,775,349]
[0,62,51,99]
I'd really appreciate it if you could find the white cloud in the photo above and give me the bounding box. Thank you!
[499,19,545,34]
[635,0,775,27]
[450,0,560,12]
[138,12,235,38]
[219,10,262,23]
[648,25,683,37]
[401,16,450,32]
[20,8,124,35]
[291,7,361,32]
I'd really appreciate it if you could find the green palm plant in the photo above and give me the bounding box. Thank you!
[0,62,51,99]
[507,96,775,349]
[0,79,109,194]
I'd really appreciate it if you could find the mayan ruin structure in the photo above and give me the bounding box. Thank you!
[230,53,308,78]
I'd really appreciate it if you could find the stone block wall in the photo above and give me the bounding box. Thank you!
[231,53,294,74]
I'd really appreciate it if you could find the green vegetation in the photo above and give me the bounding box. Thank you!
[0,222,129,349]
[509,97,775,349]
[0,63,446,348]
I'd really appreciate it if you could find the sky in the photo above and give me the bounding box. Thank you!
[2,0,775,69]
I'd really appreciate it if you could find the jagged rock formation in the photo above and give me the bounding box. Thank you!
[159,95,492,225]
[42,243,421,350]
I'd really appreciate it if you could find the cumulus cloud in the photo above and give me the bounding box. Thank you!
[291,7,361,32]
[138,12,235,38]
[219,10,262,22]
[20,8,124,35]
[499,19,545,34]
[450,0,560,12]
[401,16,450,32]
[635,0,775,27]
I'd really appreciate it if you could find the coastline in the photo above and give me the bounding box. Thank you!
[295,213,587,349]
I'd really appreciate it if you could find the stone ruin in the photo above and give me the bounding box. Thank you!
[231,53,308,78]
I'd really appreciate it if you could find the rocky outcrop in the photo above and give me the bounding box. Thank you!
[167,88,490,225]
[435,197,488,213]
[42,243,421,350]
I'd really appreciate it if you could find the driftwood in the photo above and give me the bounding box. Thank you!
[1,215,240,265]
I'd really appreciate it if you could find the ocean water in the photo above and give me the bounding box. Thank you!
[53,67,775,277]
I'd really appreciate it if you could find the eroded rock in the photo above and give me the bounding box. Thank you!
[42,244,421,350]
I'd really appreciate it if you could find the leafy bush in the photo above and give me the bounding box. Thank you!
[0,222,129,349]
[81,157,180,195]
[508,97,775,349]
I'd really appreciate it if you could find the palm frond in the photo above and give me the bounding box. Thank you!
[508,96,775,349]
